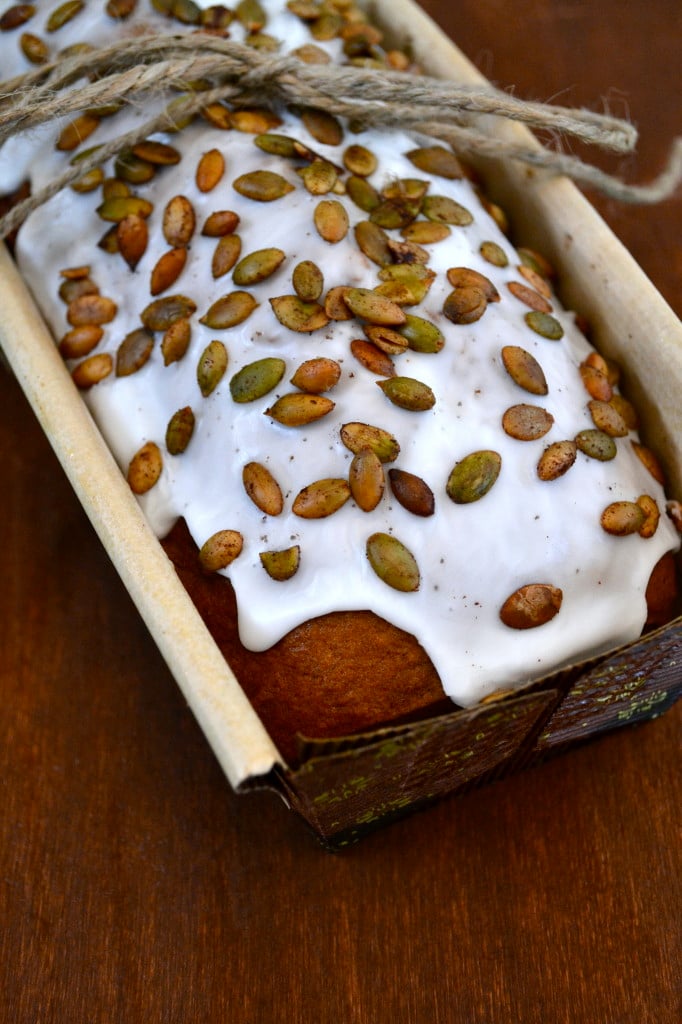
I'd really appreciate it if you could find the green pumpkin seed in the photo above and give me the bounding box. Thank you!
[406,145,463,180]
[199,529,243,572]
[398,314,444,353]
[259,545,300,581]
[354,219,391,265]
[377,376,435,412]
[446,450,501,504]
[270,294,330,332]
[343,144,377,177]
[292,260,324,302]
[422,195,473,225]
[298,158,338,195]
[301,107,343,146]
[524,310,563,340]
[200,291,257,329]
[340,422,400,463]
[501,345,548,395]
[242,461,283,516]
[600,501,646,536]
[232,247,285,286]
[479,240,509,267]
[290,357,340,393]
[388,468,435,517]
[499,584,563,629]
[233,170,295,201]
[537,440,577,481]
[369,197,421,230]
[197,340,228,396]
[230,357,285,403]
[254,133,300,158]
[46,0,83,31]
[400,221,451,244]
[574,429,617,461]
[165,406,195,455]
[346,175,380,212]
[344,287,406,325]
[502,404,554,441]
[114,149,156,184]
[141,294,196,331]
[116,327,154,377]
[265,393,335,426]
[292,478,351,518]
[366,532,420,593]
[96,195,153,222]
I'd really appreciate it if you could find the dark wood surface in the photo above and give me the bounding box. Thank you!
[1,2,680,1021]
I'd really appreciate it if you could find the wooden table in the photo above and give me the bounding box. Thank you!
[2,2,680,1020]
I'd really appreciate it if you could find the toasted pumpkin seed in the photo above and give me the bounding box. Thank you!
[354,219,391,265]
[230,108,282,133]
[202,209,240,237]
[499,584,562,629]
[388,468,434,517]
[366,532,420,593]
[363,323,409,355]
[199,529,243,571]
[631,441,666,484]
[212,233,242,278]
[349,449,385,512]
[518,263,552,298]
[196,148,225,192]
[101,177,130,201]
[165,406,195,455]
[290,357,340,393]
[400,221,451,244]
[161,317,191,365]
[324,285,354,321]
[346,175,381,213]
[141,294,196,330]
[46,1,83,32]
[369,196,421,230]
[243,461,284,515]
[1,5,36,30]
[97,195,153,222]
[115,213,147,270]
[609,393,638,430]
[502,404,554,441]
[343,144,377,177]
[235,0,266,31]
[58,275,98,304]
[293,477,351,518]
[20,31,48,63]
[574,428,617,461]
[270,294,330,332]
[407,145,463,180]
[114,148,155,184]
[230,357,285,403]
[507,280,553,314]
[132,139,180,165]
[233,169,295,201]
[340,422,400,463]
[260,545,300,581]
[524,309,563,340]
[397,314,444,354]
[443,286,487,324]
[446,450,501,504]
[447,266,499,302]
[70,166,104,193]
[106,0,136,15]
[518,246,555,280]
[197,340,228,396]
[314,198,349,243]
[163,194,195,247]
[116,327,154,376]
[67,293,117,326]
[587,399,629,437]
[387,238,429,265]
[201,102,232,130]
[579,363,613,402]
[127,440,162,493]
[422,194,473,225]
[501,345,548,396]
[292,259,324,302]
[58,324,103,360]
[636,494,660,538]
[233,247,285,286]
[150,247,187,295]
[479,240,509,267]
[265,393,335,426]
[253,132,299,158]
[298,158,338,195]
[344,287,406,325]
[537,440,577,481]
[600,501,646,536]
[377,376,435,412]
[350,339,395,377]
[200,290,257,329]
[301,107,343,146]
[71,352,112,388]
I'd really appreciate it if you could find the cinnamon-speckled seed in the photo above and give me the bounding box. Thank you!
[324,285,354,321]
[290,357,340,393]
[349,449,384,512]
[587,399,629,437]
[141,294,196,330]
[600,501,646,536]
[446,450,501,504]
[116,327,154,377]
[165,406,195,455]
[350,339,395,377]
[242,461,284,515]
[270,294,330,332]
[574,428,617,461]
[293,477,351,518]
[631,441,666,484]
[500,584,562,629]
[163,195,195,247]
[343,143,377,177]
[197,339,228,396]
[127,440,162,493]
[443,286,487,324]
[196,148,225,192]
[150,247,187,295]
[636,494,660,538]
[200,291,257,329]
[537,440,577,481]
[71,352,112,388]
[340,422,400,463]
[199,529,243,572]
[230,357,285,403]
[161,317,191,365]
[366,532,420,593]
[292,260,324,302]
[265,393,335,426]
[524,310,564,340]
[259,545,300,581]
[377,376,435,412]
[502,404,554,441]
[233,170,295,201]
[501,345,548,395]
[388,468,435,517]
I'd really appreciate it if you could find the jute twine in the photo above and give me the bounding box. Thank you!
[1,34,681,238]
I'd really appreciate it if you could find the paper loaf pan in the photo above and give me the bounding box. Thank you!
[0,0,680,849]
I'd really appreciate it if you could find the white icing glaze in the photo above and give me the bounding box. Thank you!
[1,1,678,708]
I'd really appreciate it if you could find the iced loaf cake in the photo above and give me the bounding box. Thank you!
[0,0,679,762]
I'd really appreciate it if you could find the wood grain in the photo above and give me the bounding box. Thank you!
[1,2,680,1022]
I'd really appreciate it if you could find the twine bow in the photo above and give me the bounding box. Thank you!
[1,33,681,239]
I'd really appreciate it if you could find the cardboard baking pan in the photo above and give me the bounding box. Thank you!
[1,0,680,848]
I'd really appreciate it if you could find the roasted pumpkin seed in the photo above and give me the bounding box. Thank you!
[507,280,553,314]
[349,449,384,512]
[398,314,444,354]
[422,194,472,226]
[636,494,660,538]
[499,584,562,629]
[20,31,48,63]
[212,233,242,278]
[447,267,499,302]
[197,339,228,396]
[350,338,395,377]
[97,195,153,222]
[479,240,508,267]
[290,357,341,393]
[265,393,335,426]
[116,327,154,377]
[340,422,400,463]
[406,145,463,180]
[388,468,435,517]
[242,461,284,516]
[200,290,257,329]
[354,219,391,265]
[574,428,617,461]
[161,317,191,365]
[502,404,554,441]
[270,294,330,332]
[587,399,629,437]
[292,260,324,302]
[298,158,338,195]
[443,286,487,324]
[0,4,36,30]
[537,440,577,481]
[114,148,155,184]
[524,310,564,340]
[301,108,343,146]
[631,441,666,484]
[314,199,350,243]
[114,213,147,270]
[199,529,243,571]
[363,323,409,355]
[163,194,196,247]
[232,247,285,286]
[58,324,103,360]
[377,376,435,412]
[446,450,501,504]
[293,477,351,518]
[609,393,638,430]
[230,357,285,403]
[324,285,354,321]
[600,501,646,536]
[67,293,117,326]
[141,294,196,330]
[196,148,225,192]
[346,175,381,213]
[132,139,180,165]
[202,209,240,237]
[343,144,377,177]
[260,545,300,581]
[233,170,295,201]
[344,287,406,325]
[58,275,98,304]
[366,532,420,593]
[46,1,83,32]
[71,352,112,388]
[501,345,548,396]
[127,440,162,493]
[400,221,451,245]
[165,406,195,455]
